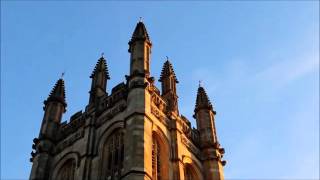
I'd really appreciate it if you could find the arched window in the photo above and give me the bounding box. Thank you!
[152,137,161,180]
[184,164,199,180]
[152,132,169,180]
[101,129,124,180]
[56,159,76,180]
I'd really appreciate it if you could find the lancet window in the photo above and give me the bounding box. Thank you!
[102,130,124,180]
[152,137,161,180]
[56,159,76,180]
[184,164,199,180]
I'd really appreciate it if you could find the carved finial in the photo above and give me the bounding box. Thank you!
[101,52,104,58]
[166,56,169,60]
[61,71,65,79]
[139,17,143,22]
[195,82,213,114]
[199,80,202,88]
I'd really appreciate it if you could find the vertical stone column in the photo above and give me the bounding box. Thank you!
[30,79,66,180]
[194,86,226,180]
[122,76,152,180]
[122,20,154,180]
[30,148,52,180]
[202,148,224,180]
[169,118,182,180]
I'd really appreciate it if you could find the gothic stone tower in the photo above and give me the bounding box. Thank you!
[29,21,226,180]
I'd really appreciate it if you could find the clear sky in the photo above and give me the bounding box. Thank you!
[1,1,319,179]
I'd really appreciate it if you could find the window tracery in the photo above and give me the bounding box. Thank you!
[56,159,76,180]
[102,130,124,180]
[152,137,161,180]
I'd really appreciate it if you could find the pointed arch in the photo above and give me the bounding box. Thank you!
[182,156,204,180]
[99,128,124,180]
[50,152,80,180]
[96,120,124,154]
[56,159,76,180]
[184,163,199,180]
[151,130,170,180]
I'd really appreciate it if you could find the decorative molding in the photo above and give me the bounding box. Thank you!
[181,135,201,159]
[130,80,148,89]
[55,129,85,154]
[97,85,128,115]
[151,105,169,126]
[59,117,85,140]
[96,102,127,126]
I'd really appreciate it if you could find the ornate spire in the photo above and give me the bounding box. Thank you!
[45,78,67,107]
[89,55,110,104]
[128,21,152,76]
[90,55,110,79]
[158,59,179,114]
[194,86,214,113]
[129,21,151,44]
[159,60,178,83]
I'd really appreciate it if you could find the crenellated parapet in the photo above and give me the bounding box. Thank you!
[150,86,166,112]
[59,111,85,140]
[95,82,128,116]
[55,128,85,154]
[30,20,226,180]
[179,115,201,150]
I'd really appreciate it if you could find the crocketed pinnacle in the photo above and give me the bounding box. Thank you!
[45,78,67,107]
[90,56,110,79]
[194,86,214,113]
[159,60,179,83]
[129,21,151,44]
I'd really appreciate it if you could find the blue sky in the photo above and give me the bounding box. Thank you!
[1,1,319,179]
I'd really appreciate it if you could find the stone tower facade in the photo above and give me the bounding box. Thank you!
[29,21,226,180]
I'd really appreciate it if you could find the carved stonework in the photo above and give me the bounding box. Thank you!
[97,83,128,115]
[191,128,200,146]
[30,21,225,180]
[182,123,191,138]
[60,117,85,140]
[151,92,166,113]
[181,135,201,158]
[151,105,169,126]
[96,102,127,126]
[55,129,85,154]
[129,79,148,90]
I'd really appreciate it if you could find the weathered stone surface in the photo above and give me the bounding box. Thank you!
[29,21,225,180]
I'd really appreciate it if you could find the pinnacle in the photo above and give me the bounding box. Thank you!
[46,78,67,107]
[159,60,178,83]
[90,56,110,79]
[194,86,214,113]
[129,21,151,43]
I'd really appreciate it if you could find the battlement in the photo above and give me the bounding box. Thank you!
[59,110,85,140]
[30,21,225,180]
[97,82,128,115]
